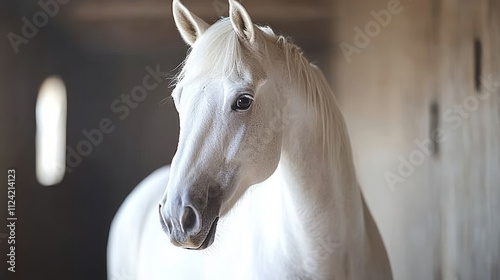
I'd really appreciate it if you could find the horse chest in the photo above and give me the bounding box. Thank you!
[206,182,313,279]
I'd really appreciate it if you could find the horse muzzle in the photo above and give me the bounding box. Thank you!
[159,201,220,250]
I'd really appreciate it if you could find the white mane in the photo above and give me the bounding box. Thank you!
[175,18,258,84]
[108,3,392,278]
[176,18,354,172]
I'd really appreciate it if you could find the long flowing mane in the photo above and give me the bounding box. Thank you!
[175,18,354,175]
[276,35,354,172]
[109,2,393,278]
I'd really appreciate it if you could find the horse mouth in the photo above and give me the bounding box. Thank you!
[189,217,219,250]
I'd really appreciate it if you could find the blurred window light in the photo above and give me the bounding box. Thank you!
[36,76,67,186]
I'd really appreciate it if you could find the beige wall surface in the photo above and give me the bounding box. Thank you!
[333,0,500,279]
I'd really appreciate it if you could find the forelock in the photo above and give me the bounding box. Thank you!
[175,18,273,85]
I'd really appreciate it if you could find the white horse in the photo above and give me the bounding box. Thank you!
[107,0,392,279]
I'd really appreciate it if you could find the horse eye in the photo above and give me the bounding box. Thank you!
[232,94,254,111]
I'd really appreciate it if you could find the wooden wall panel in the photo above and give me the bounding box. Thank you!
[333,0,499,279]
[437,0,500,279]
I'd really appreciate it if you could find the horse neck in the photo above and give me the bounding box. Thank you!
[272,45,369,273]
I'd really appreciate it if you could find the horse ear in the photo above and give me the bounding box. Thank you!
[229,0,255,44]
[172,0,210,46]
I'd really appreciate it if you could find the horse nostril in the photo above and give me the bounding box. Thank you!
[180,206,198,233]
[159,204,172,235]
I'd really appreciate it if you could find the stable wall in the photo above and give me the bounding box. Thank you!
[332,0,500,279]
